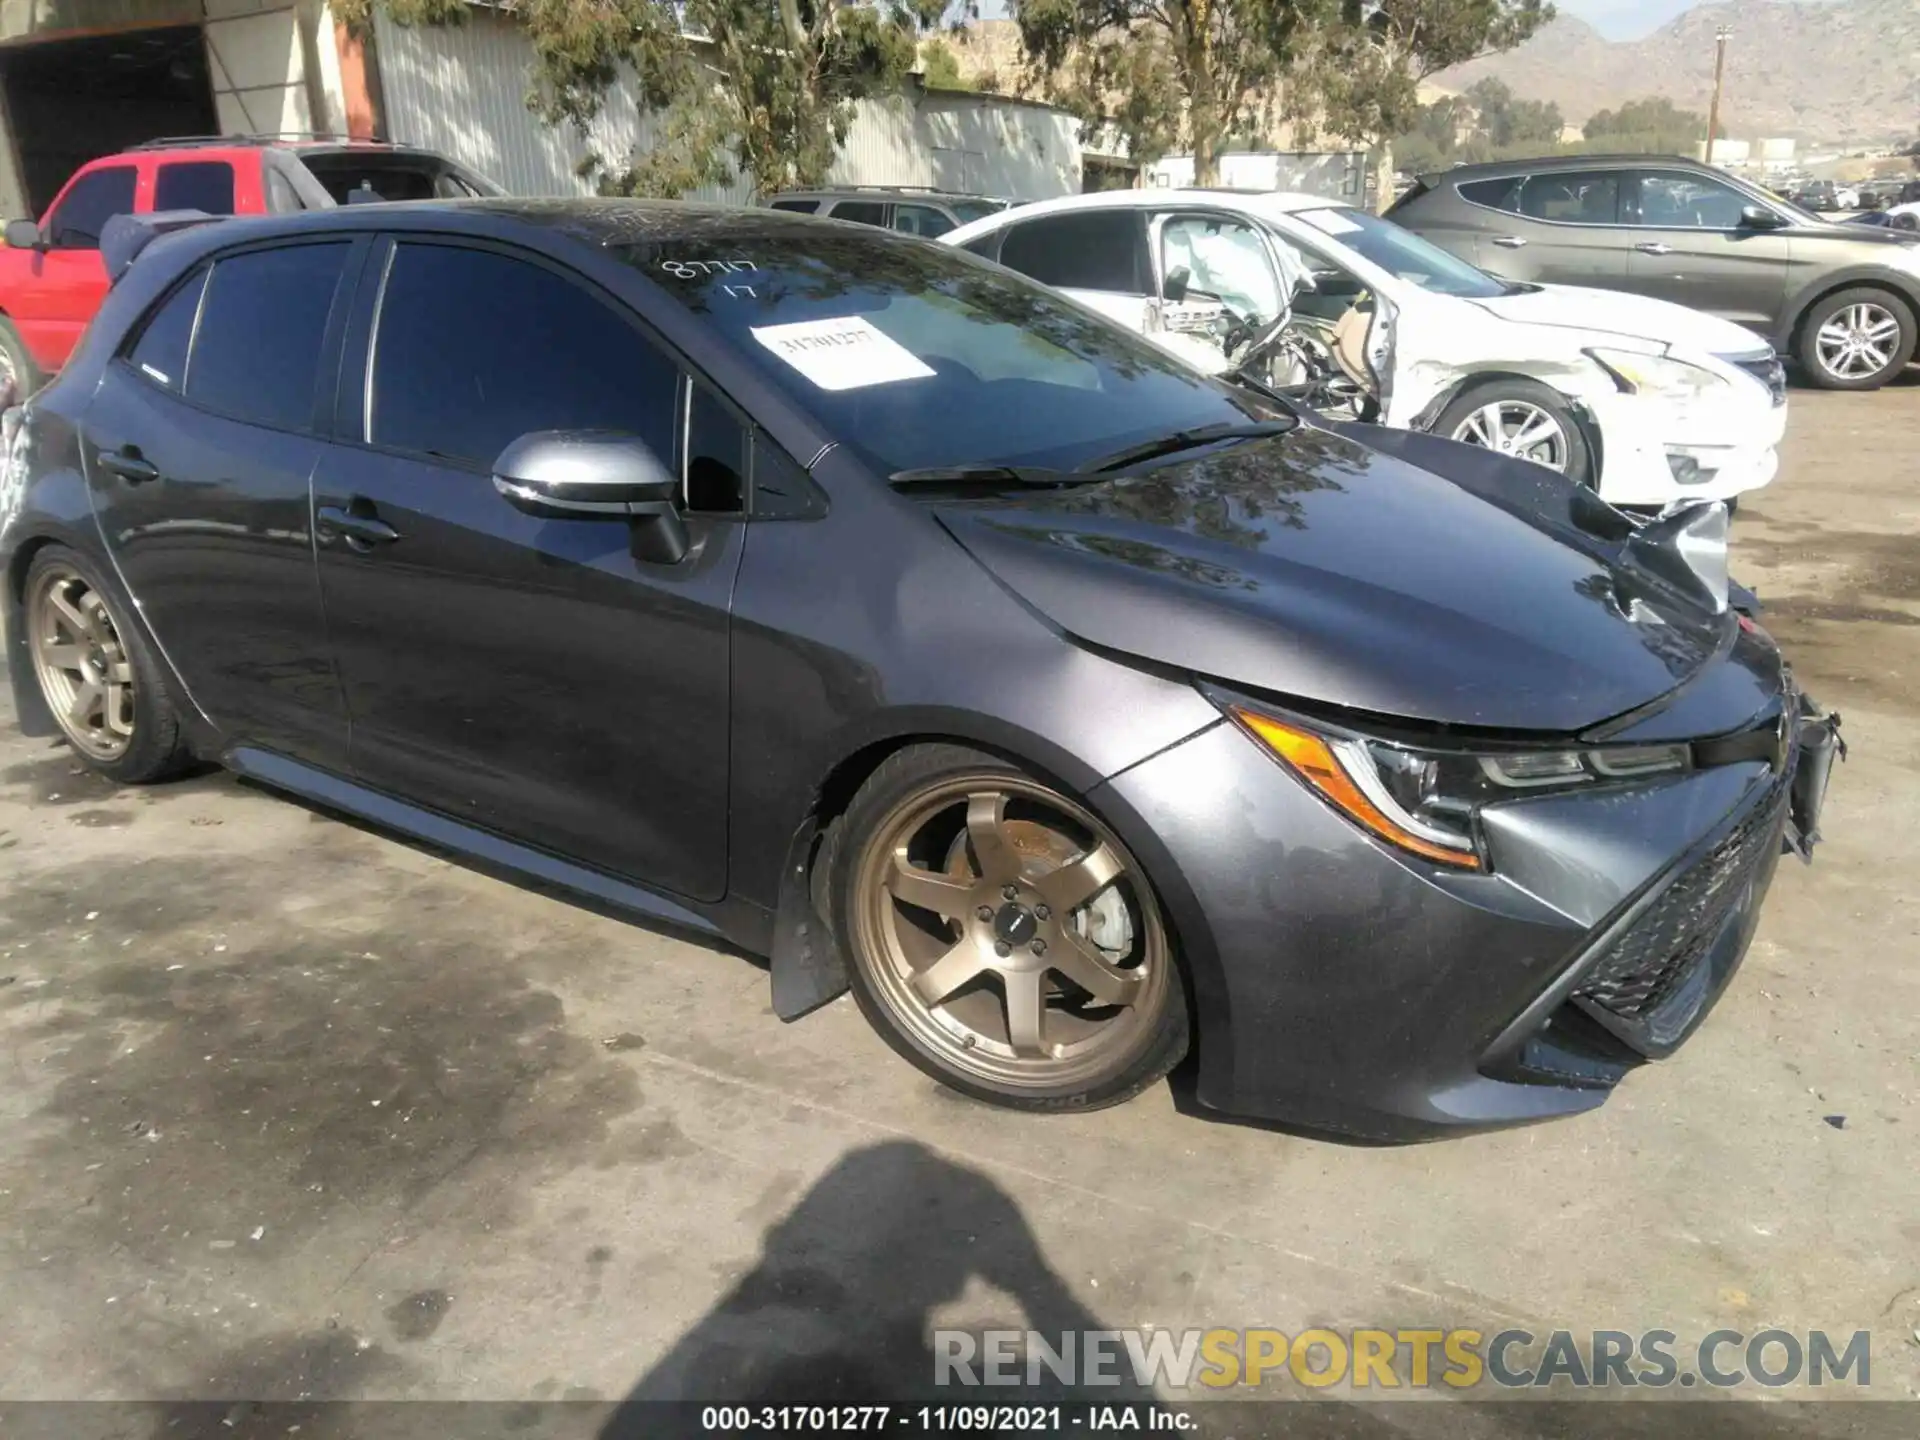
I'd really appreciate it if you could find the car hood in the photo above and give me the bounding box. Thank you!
[1466,283,1768,357]
[930,426,1734,734]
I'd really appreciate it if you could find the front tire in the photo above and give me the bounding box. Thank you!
[1796,287,1916,390]
[1433,378,1594,489]
[828,744,1188,1112]
[23,545,193,783]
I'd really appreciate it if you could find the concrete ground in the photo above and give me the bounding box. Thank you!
[0,379,1915,1434]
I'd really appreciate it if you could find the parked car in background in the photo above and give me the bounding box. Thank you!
[0,134,502,399]
[763,186,1011,238]
[0,199,1841,1137]
[1849,205,1920,233]
[1389,154,1920,390]
[1795,180,1840,212]
[945,190,1787,509]
[1833,185,1861,211]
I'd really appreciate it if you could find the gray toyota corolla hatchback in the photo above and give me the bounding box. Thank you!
[1,200,1843,1140]
[1390,154,1920,390]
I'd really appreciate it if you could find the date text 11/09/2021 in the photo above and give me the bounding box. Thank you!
[700,1408,1189,1432]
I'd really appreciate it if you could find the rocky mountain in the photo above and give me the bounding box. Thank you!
[1435,0,1919,141]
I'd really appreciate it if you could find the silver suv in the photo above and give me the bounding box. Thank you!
[763,187,1010,239]
[1388,154,1920,390]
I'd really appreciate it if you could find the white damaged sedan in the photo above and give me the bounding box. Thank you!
[943,191,1787,510]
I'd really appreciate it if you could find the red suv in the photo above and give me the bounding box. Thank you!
[0,135,501,399]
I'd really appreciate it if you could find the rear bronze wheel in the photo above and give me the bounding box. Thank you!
[833,744,1186,1110]
[22,546,192,783]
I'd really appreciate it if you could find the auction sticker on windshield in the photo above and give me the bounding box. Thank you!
[750,316,936,391]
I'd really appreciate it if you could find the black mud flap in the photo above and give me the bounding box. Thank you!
[768,814,850,1021]
[1784,700,1845,863]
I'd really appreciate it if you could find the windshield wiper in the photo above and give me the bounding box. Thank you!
[1076,419,1296,475]
[888,464,1102,490]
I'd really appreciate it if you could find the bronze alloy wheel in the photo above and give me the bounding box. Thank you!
[27,562,137,761]
[848,771,1171,1092]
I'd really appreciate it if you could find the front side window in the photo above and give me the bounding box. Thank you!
[1290,206,1509,300]
[620,230,1271,475]
[1630,172,1751,229]
[997,211,1148,295]
[369,242,679,469]
[46,166,136,249]
[125,267,209,391]
[155,161,236,215]
[1160,214,1282,319]
[187,243,349,430]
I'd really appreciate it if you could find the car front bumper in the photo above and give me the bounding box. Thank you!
[1093,695,1836,1141]
[1587,377,1787,509]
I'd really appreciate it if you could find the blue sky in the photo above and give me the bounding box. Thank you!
[972,1,1827,44]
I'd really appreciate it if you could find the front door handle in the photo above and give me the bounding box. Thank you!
[96,447,158,484]
[316,502,401,550]
[1634,242,1675,256]
[1490,235,1527,249]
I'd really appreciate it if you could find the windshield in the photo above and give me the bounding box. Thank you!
[1290,206,1511,299]
[620,231,1276,474]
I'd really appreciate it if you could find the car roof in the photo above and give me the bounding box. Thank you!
[1423,154,1716,181]
[124,134,450,157]
[138,196,895,256]
[949,188,1346,229]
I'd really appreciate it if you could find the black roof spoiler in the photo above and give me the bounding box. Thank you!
[101,210,224,285]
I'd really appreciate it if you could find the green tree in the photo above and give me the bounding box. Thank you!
[1296,0,1552,206]
[1010,0,1322,185]
[1464,77,1561,146]
[339,0,948,198]
[920,36,971,90]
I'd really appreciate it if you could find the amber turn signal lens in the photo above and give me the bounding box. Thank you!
[1232,709,1483,870]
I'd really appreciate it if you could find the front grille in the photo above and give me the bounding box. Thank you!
[1725,350,1787,407]
[1574,769,1789,1020]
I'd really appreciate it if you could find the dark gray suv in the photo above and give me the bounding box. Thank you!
[1389,155,1920,390]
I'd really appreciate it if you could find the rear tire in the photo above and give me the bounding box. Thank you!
[828,743,1188,1112]
[23,545,194,784]
[0,316,45,406]
[1795,287,1916,390]
[1432,378,1594,489]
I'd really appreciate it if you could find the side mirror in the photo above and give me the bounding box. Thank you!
[1163,265,1190,303]
[1738,205,1787,230]
[5,219,43,250]
[492,429,689,564]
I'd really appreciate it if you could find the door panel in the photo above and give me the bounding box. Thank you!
[1623,172,1789,331]
[1456,171,1631,288]
[314,237,741,900]
[311,449,742,900]
[80,363,344,766]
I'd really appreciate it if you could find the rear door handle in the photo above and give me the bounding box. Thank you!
[1490,235,1527,249]
[96,447,158,484]
[316,502,401,549]
[1634,242,1674,256]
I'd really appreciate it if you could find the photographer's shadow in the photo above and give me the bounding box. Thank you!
[599,1139,1155,1433]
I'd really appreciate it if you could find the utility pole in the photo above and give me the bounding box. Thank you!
[1705,26,1732,167]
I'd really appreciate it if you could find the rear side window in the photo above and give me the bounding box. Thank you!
[186,243,349,430]
[46,166,136,249]
[1457,177,1522,214]
[893,203,955,238]
[369,242,679,469]
[126,267,209,391]
[1474,172,1623,225]
[155,161,236,215]
[828,201,889,227]
[997,212,1148,294]
[769,199,819,214]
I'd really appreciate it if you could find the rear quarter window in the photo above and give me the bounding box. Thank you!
[1457,177,1523,214]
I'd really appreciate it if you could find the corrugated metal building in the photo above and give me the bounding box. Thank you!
[371,6,1081,203]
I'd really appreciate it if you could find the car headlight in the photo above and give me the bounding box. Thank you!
[1228,706,1690,871]
[1587,347,1729,402]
